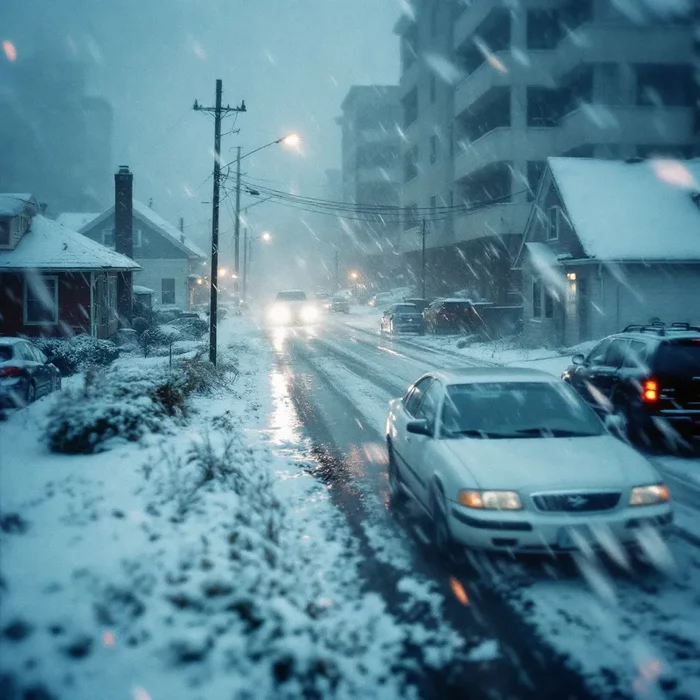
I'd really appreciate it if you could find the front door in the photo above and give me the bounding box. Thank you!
[573,338,627,411]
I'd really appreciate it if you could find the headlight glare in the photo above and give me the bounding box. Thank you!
[629,484,670,506]
[268,304,291,325]
[301,304,319,322]
[458,490,522,510]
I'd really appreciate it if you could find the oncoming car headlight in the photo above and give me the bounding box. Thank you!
[629,484,670,506]
[458,490,523,510]
[300,304,319,323]
[268,304,291,325]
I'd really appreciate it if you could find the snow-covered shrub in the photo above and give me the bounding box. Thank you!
[46,356,226,453]
[35,335,120,376]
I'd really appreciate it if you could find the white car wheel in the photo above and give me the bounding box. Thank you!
[387,443,407,508]
[431,489,453,556]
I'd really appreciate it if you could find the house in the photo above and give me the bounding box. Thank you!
[75,200,206,310]
[515,157,700,347]
[0,194,139,339]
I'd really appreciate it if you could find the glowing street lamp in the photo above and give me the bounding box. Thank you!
[281,133,301,148]
[349,270,360,281]
[261,231,272,243]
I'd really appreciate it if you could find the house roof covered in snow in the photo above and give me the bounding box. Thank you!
[55,212,100,231]
[0,193,39,217]
[0,215,140,271]
[80,200,206,260]
[547,157,700,261]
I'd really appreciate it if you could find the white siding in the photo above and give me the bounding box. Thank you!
[133,258,189,308]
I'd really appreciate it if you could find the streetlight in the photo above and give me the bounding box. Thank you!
[261,231,272,243]
[349,270,360,281]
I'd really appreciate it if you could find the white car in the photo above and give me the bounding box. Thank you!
[385,368,673,555]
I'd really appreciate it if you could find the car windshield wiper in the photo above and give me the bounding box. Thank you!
[508,427,598,438]
[445,429,517,439]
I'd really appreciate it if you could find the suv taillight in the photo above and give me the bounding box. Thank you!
[642,379,658,403]
[0,366,23,378]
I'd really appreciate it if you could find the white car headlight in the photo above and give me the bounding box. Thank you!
[268,304,291,325]
[458,490,523,510]
[629,484,670,506]
[300,305,319,323]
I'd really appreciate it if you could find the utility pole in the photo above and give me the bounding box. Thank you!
[421,218,427,300]
[234,147,242,296]
[242,227,248,303]
[193,80,246,366]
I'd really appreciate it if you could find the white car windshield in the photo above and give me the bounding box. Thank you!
[276,291,307,302]
[442,382,604,439]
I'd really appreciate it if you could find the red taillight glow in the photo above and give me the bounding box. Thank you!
[0,366,23,378]
[642,379,658,403]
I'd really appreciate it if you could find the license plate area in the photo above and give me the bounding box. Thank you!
[556,526,591,550]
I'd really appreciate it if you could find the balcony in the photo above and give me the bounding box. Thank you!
[557,105,695,153]
[453,202,532,245]
[454,50,559,117]
[356,166,401,184]
[454,0,498,51]
[556,23,693,74]
[454,127,555,182]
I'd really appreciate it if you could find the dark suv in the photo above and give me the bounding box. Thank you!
[563,322,700,449]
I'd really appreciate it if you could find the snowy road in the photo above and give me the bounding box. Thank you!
[267,319,700,699]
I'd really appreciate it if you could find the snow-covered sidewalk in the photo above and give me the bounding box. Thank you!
[0,317,460,700]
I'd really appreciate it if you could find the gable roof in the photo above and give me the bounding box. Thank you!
[0,215,140,271]
[546,157,700,262]
[80,200,206,260]
[55,212,100,231]
[0,193,39,217]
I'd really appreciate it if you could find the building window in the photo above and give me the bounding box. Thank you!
[161,278,176,305]
[532,279,542,318]
[0,218,10,247]
[24,275,58,325]
[404,145,419,183]
[544,290,554,318]
[527,87,563,127]
[547,207,560,241]
[133,229,143,248]
[108,276,118,320]
[429,75,436,103]
[636,64,695,107]
[526,10,561,49]
[102,228,115,247]
[430,135,438,164]
[402,88,418,128]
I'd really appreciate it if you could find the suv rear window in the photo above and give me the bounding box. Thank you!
[443,301,472,310]
[655,340,700,375]
[0,345,13,361]
[394,304,419,313]
[276,291,307,302]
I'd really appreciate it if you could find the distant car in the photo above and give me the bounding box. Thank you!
[0,338,61,408]
[380,303,425,335]
[423,299,478,334]
[563,322,700,449]
[315,291,333,311]
[385,368,673,555]
[369,287,414,308]
[403,297,430,313]
[330,296,350,314]
[267,290,320,326]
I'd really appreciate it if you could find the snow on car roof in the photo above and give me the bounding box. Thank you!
[0,337,28,346]
[548,157,700,261]
[0,215,141,271]
[430,367,558,385]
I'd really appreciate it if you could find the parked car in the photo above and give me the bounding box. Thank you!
[563,322,700,448]
[315,291,333,311]
[369,287,414,308]
[403,297,430,313]
[0,337,61,408]
[380,303,425,335]
[267,290,320,326]
[330,295,350,314]
[385,368,673,555]
[423,299,478,334]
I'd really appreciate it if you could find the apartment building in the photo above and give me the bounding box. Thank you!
[336,86,402,278]
[395,0,698,303]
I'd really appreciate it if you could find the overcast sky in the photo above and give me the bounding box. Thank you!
[5,0,402,258]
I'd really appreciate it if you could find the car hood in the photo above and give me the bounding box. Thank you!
[443,435,660,492]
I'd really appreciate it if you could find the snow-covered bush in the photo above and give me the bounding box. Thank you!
[46,355,226,453]
[35,335,120,376]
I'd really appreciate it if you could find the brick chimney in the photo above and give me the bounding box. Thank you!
[114,165,133,324]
